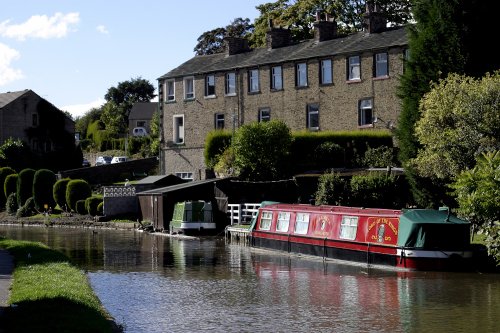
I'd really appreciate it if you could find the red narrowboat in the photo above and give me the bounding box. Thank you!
[250,203,476,271]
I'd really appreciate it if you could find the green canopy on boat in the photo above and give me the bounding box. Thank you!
[397,209,471,249]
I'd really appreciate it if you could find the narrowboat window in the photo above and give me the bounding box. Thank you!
[340,216,358,240]
[260,211,273,230]
[294,213,310,234]
[276,212,290,232]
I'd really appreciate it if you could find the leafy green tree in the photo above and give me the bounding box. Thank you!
[16,168,35,207]
[33,169,57,212]
[194,18,254,55]
[148,111,161,157]
[232,120,292,181]
[75,107,102,141]
[100,101,126,136]
[0,138,33,171]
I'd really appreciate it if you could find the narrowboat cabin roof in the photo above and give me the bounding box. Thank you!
[259,203,402,217]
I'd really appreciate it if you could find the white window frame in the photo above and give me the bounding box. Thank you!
[276,212,290,232]
[225,72,236,95]
[375,52,388,77]
[259,108,270,122]
[307,104,319,131]
[175,172,193,181]
[249,69,260,93]
[271,65,283,90]
[215,113,224,130]
[165,80,175,102]
[320,59,333,84]
[205,74,216,97]
[259,211,273,231]
[339,216,358,240]
[172,114,184,144]
[183,76,195,100]
[294,213,310,235]
[296,62,308,87]
[358,98,373,126]
[348,56,361,80]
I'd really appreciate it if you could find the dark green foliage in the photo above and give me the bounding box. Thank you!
[75,107,102,140]
[4,174,17,200]
[0,167,16,209]
[97,202,104,215]
[0,138,34,171]
[33,169,57,211]
[85,197,102,216]
[349,174,402,208]
[6,192,18,215]
[314,142,345,169]
[75,200,87,215]
[53,178,71,211]
[315,171,348,206]
[16,169,35,208]
[65,179,91,212]
[360,146,396,167]
[204,130,232,168]
[128,136,153,157]
[16,197,35,218]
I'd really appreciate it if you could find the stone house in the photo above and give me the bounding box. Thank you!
[0,89,75,155]
[157,8,408,181]
[128,102,158,136]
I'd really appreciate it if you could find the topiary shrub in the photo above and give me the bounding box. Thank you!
[0,167,16,210]
[53,178,71,211]
[4,173,17,205]
[97,202,104,216]
[33,169,57,212]
[315,170,349,206]
[85,196,102,216]
[6,192,18,215]
[16,168,35,207]
[75,200,87,215]
[16,197,35,218]
[66,179,91,212]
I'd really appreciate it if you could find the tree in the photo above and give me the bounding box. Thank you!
[100,101,126,136]
[104,77,156,134]
[0,138,33,171]
[75,107,102,140]
[232,120,292,181]
[194,18,254,55]
[411,72,500,180]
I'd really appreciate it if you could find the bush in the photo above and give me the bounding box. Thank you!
[204,130,232,168]
[97,202,104,215]
[6,192,18,215]
[33,169,57,211]
[53,178,71,211]
[75,200,87,215]
[66,179,91,212]
[349,173,400,208]
[16,168,35,207]
[0,167,16,209]
[360,145,396,167]
[4,174,17,200]
[314,142,345,168]
[16,197,35,218]
[315,171,349,205]
[213,147,235,177]
[85,197,102,216]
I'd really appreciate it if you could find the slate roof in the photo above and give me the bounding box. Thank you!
[159,26,408,79]
[129,102,158,120]
[0,89,30,108]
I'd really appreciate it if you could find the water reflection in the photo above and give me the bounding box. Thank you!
[0,225,499,333]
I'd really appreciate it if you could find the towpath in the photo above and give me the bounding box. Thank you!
[0,249,13,331]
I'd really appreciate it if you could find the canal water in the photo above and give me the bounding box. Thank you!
[0,225,499,333]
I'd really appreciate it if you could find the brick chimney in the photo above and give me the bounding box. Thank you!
[313,12,338,42]
[363,1,387,33]
[266,19,292,49]
[225,37,250,55]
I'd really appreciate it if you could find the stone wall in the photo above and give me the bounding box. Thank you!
[103,186,139,217]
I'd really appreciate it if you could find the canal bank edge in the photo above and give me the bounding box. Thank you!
[0,249,13,331]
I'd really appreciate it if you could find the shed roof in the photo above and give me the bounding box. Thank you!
[137,177,234,195]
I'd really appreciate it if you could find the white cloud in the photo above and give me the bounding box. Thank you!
[0,12,80,41]
[0,43,23,85]
[96,25,109,34]
[60,98,105,119]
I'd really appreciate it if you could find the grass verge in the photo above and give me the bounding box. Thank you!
[0,238,121,333]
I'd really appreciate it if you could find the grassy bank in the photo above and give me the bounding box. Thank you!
[0,238,121,333]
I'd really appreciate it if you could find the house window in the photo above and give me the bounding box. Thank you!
[320,59,333,84]
[205,74,215,97]
[175,172,193,181]
[348,56,361,80]
[166,80,175,102]
[276,212,290,232]
[136,121,146,127]
[307,104,319,131]
[296,62,308,87]
[259,211,273,230]
[271,65,283,90]
[226,72,236,95]
[340,216,358,240]
[32,114,38,126]
[358,98,373,126]
[374,52,388,77]
[183,76,194,100]
[215,113,225,129]
[294,213,310,235]
[173,115,184,144]
[248,69,259,93]
[259,108,271,122]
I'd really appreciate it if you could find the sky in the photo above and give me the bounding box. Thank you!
[0,0,263,118]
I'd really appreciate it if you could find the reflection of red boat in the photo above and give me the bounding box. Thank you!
[250,203,477,271]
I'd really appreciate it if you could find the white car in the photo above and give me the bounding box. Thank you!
[132,127,148,137]
[95,156,112,166]
[111,156,128,164]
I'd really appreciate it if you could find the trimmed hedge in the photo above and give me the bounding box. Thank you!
[0,167,16,209]
[66,179,91,212]
[75,200,87,215]
[204,130,232,168]
[97,202,104,215]
[16,197,35,218]
[4,174,17,200]
[85,196,102,216]
[33,169,57,211]
[6,192,17,215]
[16,168,35,207]
[53,178,71,211]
